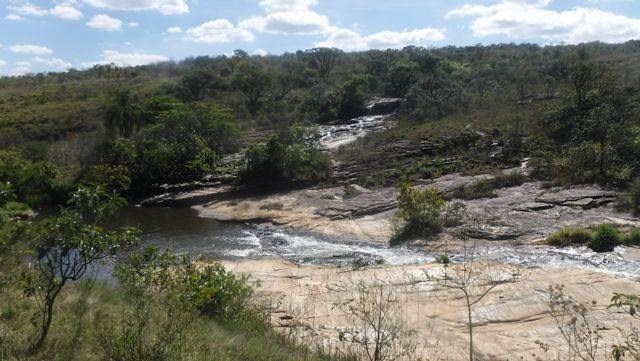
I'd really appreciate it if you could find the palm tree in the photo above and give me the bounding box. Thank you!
[106,89,141,138]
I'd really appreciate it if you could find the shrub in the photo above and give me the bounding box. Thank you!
[546,228,593,247]
[391,184,445,244]
[241,128,331,186]
[116,247,268,332]
[589,224,620,252]
[351,257,369,270]
[622,228,640,245]
[343,184,362,199]
[452,172,526,200]
[616,179,640,217]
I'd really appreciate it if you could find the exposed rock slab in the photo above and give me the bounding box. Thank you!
[223,258,640,361]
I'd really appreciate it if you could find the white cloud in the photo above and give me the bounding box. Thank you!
[10,44,54,55]
[167,26,182,33]
[0,59,6,67]
[50,5,84,20]
[86,14,123,31]
[7,2,49,16]
[11,65,31,76]
[5,14,25,20]
[447,0,640,43]
[186,19,255,43]
[33,57,72,69]
[129,22,139,27]
[316,28,446,51]
[82,50,169,67]
[6,2,83,20]
[9,61,31,76]
[240,0,333,35]
[253,48,268,56]
[83,0,188,15]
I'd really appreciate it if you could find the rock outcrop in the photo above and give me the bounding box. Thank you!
[223,258,640,361]
[366,97,402,115]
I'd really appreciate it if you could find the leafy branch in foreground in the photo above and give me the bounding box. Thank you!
[24,185,139,353]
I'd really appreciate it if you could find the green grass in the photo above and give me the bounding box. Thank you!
[0,281,352,361]
[545,227,593,247]
[546,225,640,250]
[451,172,527,200]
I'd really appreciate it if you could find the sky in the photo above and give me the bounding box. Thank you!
[1,0,640,76]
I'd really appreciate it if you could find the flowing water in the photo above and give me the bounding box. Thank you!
[107,206,640,279]
[105,111,640,279]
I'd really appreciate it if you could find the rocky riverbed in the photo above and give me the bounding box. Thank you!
[224,258,640,361]
[189,172,638,244]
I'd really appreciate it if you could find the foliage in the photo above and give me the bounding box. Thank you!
[98,300,187,361]
[622,228,640,246]
[609,293,640,361]
[616,179,640,217]
[24,185,139,351]
[106,89,142,138]
[545,227,593,247]
[452,172,527,200]
[338,74,368,119]
[231,61,272,113]
[241,128,331,186]
[391,184,445,243]
[589,224,620,252]
[115,246,267,331]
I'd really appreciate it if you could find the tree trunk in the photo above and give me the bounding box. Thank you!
[30,298,54,353]
[466,293,474,361]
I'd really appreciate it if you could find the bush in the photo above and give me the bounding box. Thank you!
[116,247,268,332]
[589,224,620,252]
[452,172,526,200]
[622,228,640,245]
[616,179,640,217]
[546,228,593,247]
[391,184,445,244]
[241,128,331,186]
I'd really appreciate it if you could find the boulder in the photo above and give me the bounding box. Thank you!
[366,98,402,115]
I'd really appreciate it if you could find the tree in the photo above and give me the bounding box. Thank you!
[337,282,415,361]
[410,74,458,118]
[231,61,272,113]
[428,238,518,361]
[25,186,138,352]
[106,89,142,138]
[391,184,445,243]
[179,68,221,101]
[241,128,331,186]
[338,74,368,119]
[305,47,342,79]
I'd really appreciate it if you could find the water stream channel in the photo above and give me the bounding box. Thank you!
[105,108,640,280]
[108,206,640,279]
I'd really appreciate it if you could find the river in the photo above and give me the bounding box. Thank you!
[108,206,640,279]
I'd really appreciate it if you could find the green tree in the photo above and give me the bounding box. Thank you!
[391,184,445,243]
[241,128,330,186]
[25,186,138,352]
[231,61,272,113]
[106,89,142,138]
[305,47,342,79]
[338,74,368,119]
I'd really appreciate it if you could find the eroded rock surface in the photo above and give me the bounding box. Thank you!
[224,258,640,361]
[192,173,638,244]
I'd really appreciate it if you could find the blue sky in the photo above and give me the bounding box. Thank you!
[1,0,640,75]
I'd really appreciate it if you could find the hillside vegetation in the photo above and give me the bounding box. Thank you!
[3,41,640,360]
